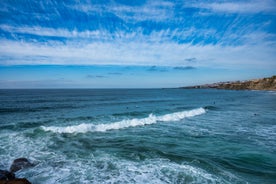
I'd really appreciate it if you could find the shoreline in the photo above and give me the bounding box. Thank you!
[181,75,276,91]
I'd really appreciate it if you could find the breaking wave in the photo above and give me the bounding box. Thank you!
[41,108,206,134]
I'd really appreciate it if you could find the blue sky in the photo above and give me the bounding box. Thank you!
[0,0,275,88]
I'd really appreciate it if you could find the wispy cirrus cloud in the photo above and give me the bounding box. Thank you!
[0,24,225,46]
[1,38,275,69]
[110,1,175,22]
[0,0,275,71]
[188,0,276,14]
[70,0,175,22]
[0,25,103,39]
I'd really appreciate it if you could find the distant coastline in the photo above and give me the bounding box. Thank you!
[181,75,276,91]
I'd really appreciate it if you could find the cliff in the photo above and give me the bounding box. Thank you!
[182,76,276,90]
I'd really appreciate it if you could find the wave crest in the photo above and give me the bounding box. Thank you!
[41,108,206,134]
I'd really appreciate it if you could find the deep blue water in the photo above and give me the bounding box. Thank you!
[0,89,275,183]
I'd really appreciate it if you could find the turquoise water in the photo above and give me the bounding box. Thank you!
[0,89,275,183]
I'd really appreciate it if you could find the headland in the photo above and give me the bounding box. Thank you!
[181,75,276,90]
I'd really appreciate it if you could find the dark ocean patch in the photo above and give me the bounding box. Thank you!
[18,121,46,129]
[112,111,149,117]
[204,106,219,110]
[0,107,38,113]
[95,99,176,107]
[174,106,194,110]
[0,124,16,130]
[57,116,97,122]
[0,105,78,114]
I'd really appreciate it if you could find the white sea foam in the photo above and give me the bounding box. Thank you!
[41,108,206,134]
[21,152,231,184]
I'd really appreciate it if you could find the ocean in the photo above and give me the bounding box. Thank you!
[0,89,275,184]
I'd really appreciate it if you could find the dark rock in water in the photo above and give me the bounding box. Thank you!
[0,158,33,184]
[0,178,31,184]
[0,170,15,180]
[9,158,34,173]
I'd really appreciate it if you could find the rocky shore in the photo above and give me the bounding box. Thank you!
[0,158,33,184]
[182,75,276,90]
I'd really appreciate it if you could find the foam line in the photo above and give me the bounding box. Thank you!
[41,108,206,133]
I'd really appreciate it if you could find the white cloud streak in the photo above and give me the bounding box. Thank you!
[0,24,220,45]
[0,25,102,38]
[109,1,175,22]
[189,0,276,14]
[0,38,275,69]
[70,0,174,22]
[0,0,275,71]
[3,22,272,46]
